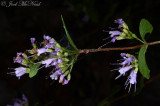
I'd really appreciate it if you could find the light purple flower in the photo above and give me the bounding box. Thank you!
[37,48,47,56]
[42,58,54,67]
[109,31,121,38]
[55,47,60,52]
[14,52,23,64]
[50,69,62,80]
[45,43,54,49]
[51,61,58,66]
[14,57,23,64]
[49,39,55,44]
[115,66,132,79]
[17,52,23,55]
[120,56,134,65]
[30,38,35,44]
[59,74,65,83]
[114,19,124,25]
[125,70,137,92]
[43,35,51,40]
[111,37,117,43]
[120,53,126,57]
[63,79,69,85]
[14,67,26,79]
[58,59,63,63]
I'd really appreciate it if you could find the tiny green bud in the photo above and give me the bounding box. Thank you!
[64,52,68,56]
[67,74,71,80]
[64,71,69,76]
[123,29,128,34]
[47,49,53,52]
[22,53,28,60]
[57,52,62,56]
[32,44,37,49]
[22,60,28,66]
[63,58,70,62]
[56,43,61,48]
[116,36,124,40]
[59,63,65,68]
[122,23,129,30]
[28,50,34,54]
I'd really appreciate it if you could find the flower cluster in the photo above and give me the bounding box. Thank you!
[114,53,138,92]
[11,35,78,85]
[105,19,135,43]
[7,94,28,106]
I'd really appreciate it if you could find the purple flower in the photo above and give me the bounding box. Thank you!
[63,79,69,85]
[43,35,51,40]
[22,94,28,104]
[125,70,137,92]
[30,38,35,44]
[58,59,63,63]
[14,52,23,64]
[55,47,60,52]
[45,43,54,49]
[109,31,121,37]
[120,56,134,65]
[114,19,124,25]
[115,66,132,79]
[37,48,47,56]
[42,58,54,67]
[120,53,126,57]
[109,31,121,43]
[14,67,26,79]
[51,61,58,66]
[59,74,65,83]
[111,37,117,43]
[49,39,55,44]
[50,69,62,80]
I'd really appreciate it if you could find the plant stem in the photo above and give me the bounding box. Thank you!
[136,37,145,43]
[78,41,160,54]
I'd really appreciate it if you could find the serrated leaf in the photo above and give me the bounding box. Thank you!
[139,18,153,42]
[138,45,150,79]
[61,15,78,50]
[29,63,41,78]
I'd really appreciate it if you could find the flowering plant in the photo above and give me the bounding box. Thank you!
[9,16,160,96]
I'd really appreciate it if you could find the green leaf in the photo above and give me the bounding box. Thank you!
[61,15,78,50]
[138,45,150,79]
[29,63,41,78]
[139,18,153,42]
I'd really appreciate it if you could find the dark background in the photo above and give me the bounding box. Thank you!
[1,0,160,106]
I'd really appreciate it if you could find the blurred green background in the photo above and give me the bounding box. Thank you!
[1,0,160,105]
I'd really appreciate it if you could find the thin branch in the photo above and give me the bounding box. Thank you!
[78,41,160,54]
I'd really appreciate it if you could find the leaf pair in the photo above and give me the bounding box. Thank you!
[138,19,153,79]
